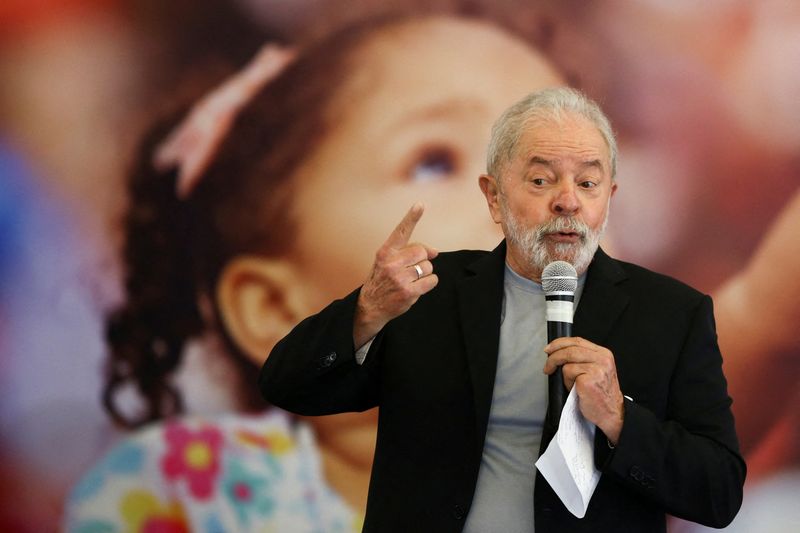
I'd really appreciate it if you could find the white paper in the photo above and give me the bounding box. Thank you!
[535,386,601,518]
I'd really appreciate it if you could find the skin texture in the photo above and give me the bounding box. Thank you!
[354,202,439,348]
[479,114,616,282]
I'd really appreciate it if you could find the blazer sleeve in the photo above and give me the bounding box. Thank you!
[597,295,746,528]
[258,287,382,415]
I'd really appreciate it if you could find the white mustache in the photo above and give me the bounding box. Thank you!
[534,217,590,242]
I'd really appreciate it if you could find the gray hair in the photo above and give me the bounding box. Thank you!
[486,87,617,179]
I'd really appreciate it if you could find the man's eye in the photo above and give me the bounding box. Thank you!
[408,148,457,182]
[531,177,547,186]
[579,180,597,189]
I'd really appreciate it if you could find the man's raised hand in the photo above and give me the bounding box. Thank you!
[353,203,439,348]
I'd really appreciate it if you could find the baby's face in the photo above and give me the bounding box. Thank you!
[289,17,564,310]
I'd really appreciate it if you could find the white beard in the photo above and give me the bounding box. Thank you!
[500,197,609,276]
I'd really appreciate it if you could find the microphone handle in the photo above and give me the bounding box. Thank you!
[545,320,572,433]
[547,321,572,341]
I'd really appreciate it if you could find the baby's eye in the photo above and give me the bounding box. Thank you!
[408,148,457,182]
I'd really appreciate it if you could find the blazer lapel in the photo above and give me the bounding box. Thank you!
[574,247,630,347]
[456,241,507,448]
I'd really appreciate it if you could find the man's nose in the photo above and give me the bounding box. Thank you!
[552,182,579,215]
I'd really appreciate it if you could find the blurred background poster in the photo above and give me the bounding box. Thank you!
[1,0,797,531]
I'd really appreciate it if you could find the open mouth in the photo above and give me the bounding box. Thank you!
[548,231,582,242]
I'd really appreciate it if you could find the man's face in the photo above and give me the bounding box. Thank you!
[480,113,617,281]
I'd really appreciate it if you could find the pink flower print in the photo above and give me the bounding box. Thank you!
[232,482,252,502]
[161,423,223,500]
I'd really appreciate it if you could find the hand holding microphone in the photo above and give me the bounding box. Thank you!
[541,261,625,444]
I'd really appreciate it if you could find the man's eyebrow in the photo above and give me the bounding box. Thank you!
[527,156,553,167]
[525,156,606,171]
[580,159,605,171]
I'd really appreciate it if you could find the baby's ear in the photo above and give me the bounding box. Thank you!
[216,256,308,365]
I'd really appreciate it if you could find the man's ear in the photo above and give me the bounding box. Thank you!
[479,174,503,224]
[216,256,308,365]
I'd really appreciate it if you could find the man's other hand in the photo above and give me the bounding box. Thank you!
[543,336,625,444]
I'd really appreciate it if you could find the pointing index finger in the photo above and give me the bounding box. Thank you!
[385,202,424,249]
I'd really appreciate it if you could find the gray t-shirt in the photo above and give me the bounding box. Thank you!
[464,264,584,532]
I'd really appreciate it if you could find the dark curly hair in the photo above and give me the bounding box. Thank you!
[103,16,413,428]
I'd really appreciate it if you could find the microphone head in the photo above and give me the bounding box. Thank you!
[542,261,578,294]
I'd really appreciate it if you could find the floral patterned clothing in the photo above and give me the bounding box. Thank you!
[63,410,362,533]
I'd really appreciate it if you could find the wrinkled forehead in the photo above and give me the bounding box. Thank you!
[516,113,612,170]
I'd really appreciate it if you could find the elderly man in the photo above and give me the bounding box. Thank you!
[259,87,745,532]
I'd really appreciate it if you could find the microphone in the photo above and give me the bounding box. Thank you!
[542,260,578,432]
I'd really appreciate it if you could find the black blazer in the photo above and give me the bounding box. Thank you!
[260,243,745,532]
